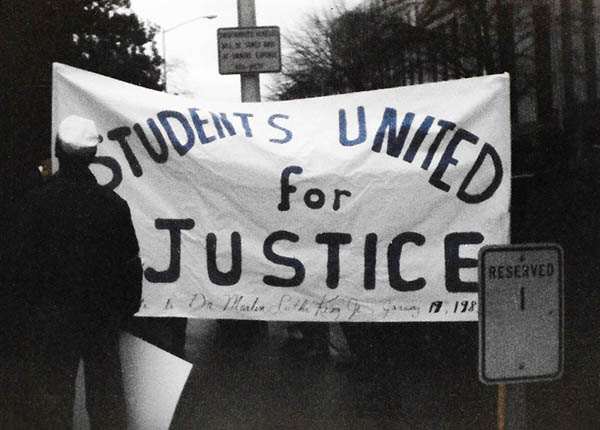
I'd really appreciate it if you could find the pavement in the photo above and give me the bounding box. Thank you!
[171,320,491,430]
[170,313,597,429]
[168,173,599,430]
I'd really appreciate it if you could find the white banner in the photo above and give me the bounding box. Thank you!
[52,63,510,322]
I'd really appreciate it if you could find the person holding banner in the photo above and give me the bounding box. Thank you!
[0,115,142,429]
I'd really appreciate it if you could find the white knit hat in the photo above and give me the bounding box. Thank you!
[57,115,102,155]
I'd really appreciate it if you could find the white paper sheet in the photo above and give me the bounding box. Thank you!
[74,331,193,430]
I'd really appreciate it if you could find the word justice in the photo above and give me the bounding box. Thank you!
[143,217,484,294]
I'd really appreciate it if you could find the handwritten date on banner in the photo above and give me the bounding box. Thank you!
[142,294,477,321]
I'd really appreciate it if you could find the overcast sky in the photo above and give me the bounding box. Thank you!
[130,0,363,103]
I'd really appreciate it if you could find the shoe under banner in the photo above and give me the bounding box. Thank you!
[52,63,511,323]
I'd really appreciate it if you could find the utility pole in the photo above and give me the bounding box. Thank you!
[217,0,266,346]
[238,0,261,102]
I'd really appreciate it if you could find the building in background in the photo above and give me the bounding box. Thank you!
[370,0,600,174]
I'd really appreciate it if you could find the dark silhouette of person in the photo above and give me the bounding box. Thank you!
[0,115,142,429]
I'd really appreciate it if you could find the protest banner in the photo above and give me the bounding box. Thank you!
[52,63,510,322]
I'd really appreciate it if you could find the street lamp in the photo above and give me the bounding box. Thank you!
[162,14,218,92]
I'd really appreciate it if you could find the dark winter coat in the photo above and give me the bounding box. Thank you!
[1,162,142,354]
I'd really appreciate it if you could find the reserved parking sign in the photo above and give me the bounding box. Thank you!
[479,244,564,384]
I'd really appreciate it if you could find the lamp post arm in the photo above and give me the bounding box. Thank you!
[164,15,217,33]
[161,14,217,92]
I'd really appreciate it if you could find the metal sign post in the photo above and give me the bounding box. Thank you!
[237,0,260,102]
[479,244,564,429]
[216,0,277,344]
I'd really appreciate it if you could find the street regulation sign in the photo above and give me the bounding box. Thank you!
[479,244,564,384]
[217,26,281,74]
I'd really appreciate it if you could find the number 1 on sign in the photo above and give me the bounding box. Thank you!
[520,287,525,311]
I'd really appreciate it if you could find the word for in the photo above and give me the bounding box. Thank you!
[278,166,352,211]
[143,217,485,293]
